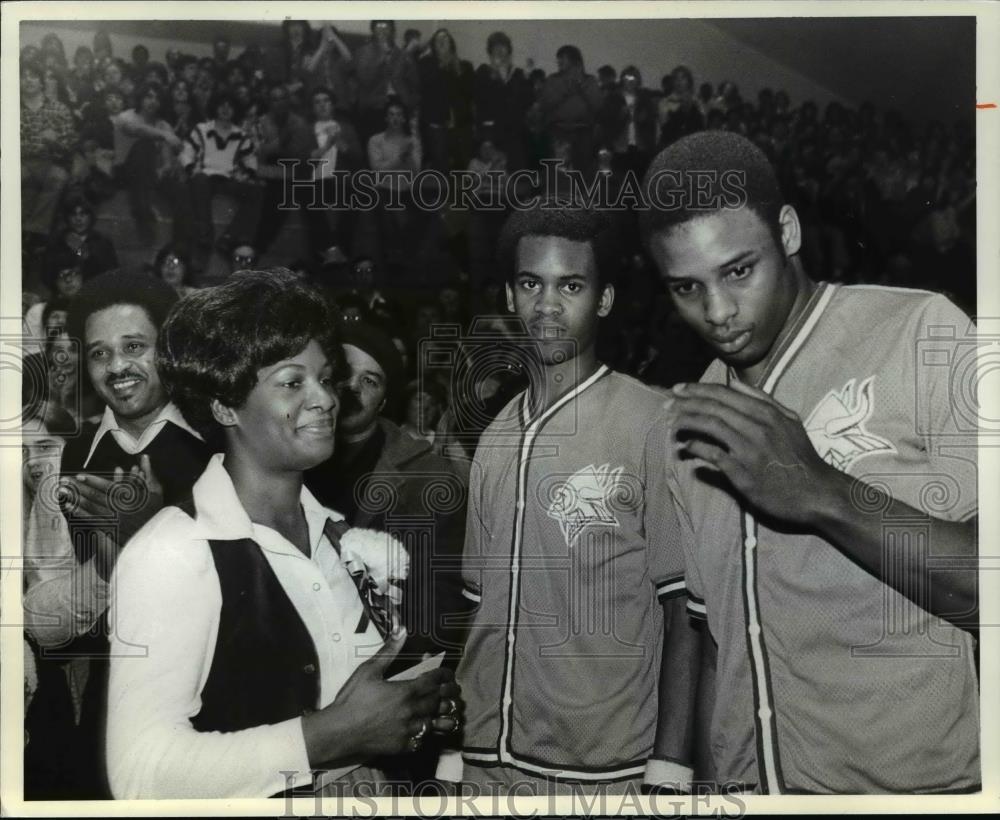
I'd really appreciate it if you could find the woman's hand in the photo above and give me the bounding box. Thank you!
[301,629,463,766]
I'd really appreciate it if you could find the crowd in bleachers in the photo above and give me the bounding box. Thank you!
[20,21,977,440]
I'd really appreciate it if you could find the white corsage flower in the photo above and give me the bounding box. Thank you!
[340,528,409,604]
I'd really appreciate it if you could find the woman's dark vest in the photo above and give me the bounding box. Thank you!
[174,498,321,733]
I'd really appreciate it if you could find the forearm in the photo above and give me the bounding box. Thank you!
[304,39,328,73]
[120,121,168,141]
[301,704,371,767]
[23,558,109,647]
[809,468,978,628]
[332,37,353,62]
[650,595,702,784]
[107,706,310,798]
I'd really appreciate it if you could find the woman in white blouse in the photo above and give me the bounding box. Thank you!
[106,269,461,798]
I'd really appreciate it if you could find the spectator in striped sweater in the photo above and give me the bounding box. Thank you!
[179,91,263,255]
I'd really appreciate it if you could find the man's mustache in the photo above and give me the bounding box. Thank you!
[105,370,145,385]
[338,387,363,415]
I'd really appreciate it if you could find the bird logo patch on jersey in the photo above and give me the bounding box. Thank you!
[547,463,624,548]
[804,376,896,471]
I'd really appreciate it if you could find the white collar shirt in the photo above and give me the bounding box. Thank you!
[84,402,203,468]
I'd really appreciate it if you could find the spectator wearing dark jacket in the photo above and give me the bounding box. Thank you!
[657,65,705,147]
[304,322,468,675]
[473,31,533,171]
[354,20,420,143]
[279,19,315,108]
[45,195,118,280]
[537,45,602,174]
[303,24,356,114]
[599,65,657,173]
[253,83,315,254]
[417,29,475,171]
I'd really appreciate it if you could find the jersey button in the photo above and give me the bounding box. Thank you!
[303,663,316,674]
[331,633,341,642]
[758,707,772,721]
[744,536,757,550]
[312,582,322,591]
[747,623,761,637]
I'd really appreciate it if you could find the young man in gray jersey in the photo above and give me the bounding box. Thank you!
[640,131,979,794]
[438,201,703,795]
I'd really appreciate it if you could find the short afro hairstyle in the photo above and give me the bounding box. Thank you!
[639,131,785,249]
[497,199,621,288]
[157,268,343,440]
[66,269,179,353]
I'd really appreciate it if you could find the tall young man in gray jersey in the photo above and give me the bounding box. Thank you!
[640,131,979,794]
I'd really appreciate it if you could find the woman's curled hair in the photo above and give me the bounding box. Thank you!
[157,268,343,440]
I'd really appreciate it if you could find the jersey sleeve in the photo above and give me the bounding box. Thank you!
[642,411,688,604]
[656,429,708,624]
[914,295,978,523]
[459,445,488,609]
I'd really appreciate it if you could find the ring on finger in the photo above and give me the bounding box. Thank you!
[440,697,459,717]
[408,720,429,752]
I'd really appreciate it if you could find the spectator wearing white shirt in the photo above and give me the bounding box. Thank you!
[367,98,422,268]
[306,86,362,264]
